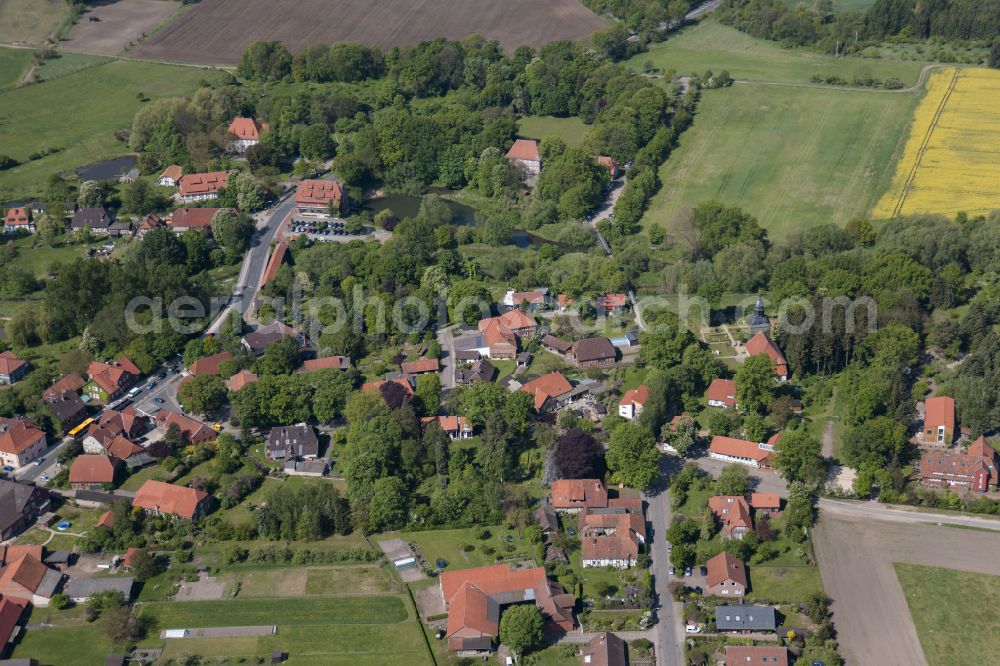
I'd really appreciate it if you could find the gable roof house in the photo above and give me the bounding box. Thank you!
[706,378,737,409]
[421,416,473,440]
[157,165,183,187]
[136,213,165,238]
[299,356,350,372]
[68,455,122,490]
[0,481,50,540]
[266,424,319,461]
[715,605,777,634]
[923,395,956,445]
[706,551,747,597]
[296,179,348,215]
[581,631,626,666]
[241,320,301,355]
[401,358,440,377]
[745,331,789,381]
[0,594,27,654]
[44,391,87,433]
[168,207,226,232]
[226,369,259,392]
[84,356,140,402]
[503,288,550,311]
[725,646,788,666]
[505,139,541,178]
[83,407,145,454]
[227,117,269,153]
[551,479,608,511]
[708,496,754,539]
[457,359,497,386]
[0,353,28,385]
[708,435,778,470]
[594,293,628,314]
[750,492,781,514]
[43,373,85,401]
[579,508,646,569]
[187,352,233,377]
[595,156,621,179]
[156,411,216,446]
[618,385,648,421]
[178,171,229,202]
[0,548,62,606]
[920,435,997,492]
[569,337,617,368]
[132,480,211,519]
[0,419,47,471]
[71,207,114,234]
[521,371,574,412]
[541,335,572,355]
[439,564,574,654]
[3,208,33,234]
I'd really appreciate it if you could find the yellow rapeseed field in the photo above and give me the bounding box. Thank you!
[873,67,1000,218]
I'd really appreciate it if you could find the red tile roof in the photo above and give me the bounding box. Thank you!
[97,511,113,528]
[746,331,788,378]
[706,551,747,590]
[0,553,49,599]
[44,373,85,400]
[133,480,209,519]
[421,416,470,433]
[620,385,649,408]
[708,495,753,537]
[594,293,628,311]
[706,378,737,408]
[551,479,608,510]
[505,139,539,162]
[521,372,573,410]
[725,646,788,666]
[925,396,956,433]
[3,208,30,226]
[188,352,233,376]
[178,171,229,197]
[69,455,118,485]
[87,357,139,396]
[401,358,439,375]
[362,377,413,398]
[0,352,25,376]
[227,117,268,141]
[0,595,26,646]
[750,492,781,510]
[158,411,215,444]
[709,436,772,464]
[124,547,143,569]
[0,419,45,456]
[296,179,345,209]
[579,509,646,563]
[158,165,183,182]
[300,356,349,372]
[106,435,143,460]
[169,207,226,230]
[497,308,536,331]
[262,240,288,286]
[226,370,258,392]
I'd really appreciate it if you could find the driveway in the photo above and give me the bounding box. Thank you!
[436,324,459,390]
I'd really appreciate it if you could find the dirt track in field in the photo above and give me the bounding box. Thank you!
[131,0,608,64]
[62,0,180,56]
[814,510,1000,665]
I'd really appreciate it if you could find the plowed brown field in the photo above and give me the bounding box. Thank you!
[132,0,608,64]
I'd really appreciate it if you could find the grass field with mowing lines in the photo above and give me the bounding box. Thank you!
[0,47,31,88]
[10,624,114,665]
[0,59,224,200]
[625,20,923,85]
[0,0,67,46]
[895,563,1000,666]
[144,595,407,628]
[646,83,918,238]
[750,565,825,603]
[518,115,589,148]
[872,67,1000,218]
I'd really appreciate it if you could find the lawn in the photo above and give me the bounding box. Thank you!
[895,563,1000,666]
[625,20,924,85]
[749,565,824,603]
[219,564,396,597]
[6,235,118,278]
[0,59,224,200]
[646,83,918,238]
[144,595,407,628]
[35,51,112,81]
[0,0,67,46]
[10,624,115,665]
[403,526,538,570]
[0,47,31,88]
[121,463,171,492]
[518,115,590,147]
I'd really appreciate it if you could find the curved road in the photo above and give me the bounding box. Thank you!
[733,63,940,94]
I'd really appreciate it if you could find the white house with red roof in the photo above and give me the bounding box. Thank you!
[707,378,737,409]
[3,207,34,234]
[0,418,46,471]
[619,385,649,420]
[178,171,229,202]
[505,139,541,178]
[227,117,269,153]
[708,434,781,469]
[0,352,28,385]
[157,165,183,187]
[296,179,348,215]
[745,331,789,380]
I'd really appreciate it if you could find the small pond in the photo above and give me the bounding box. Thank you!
[77,155,136,181]
[362,193,475,225]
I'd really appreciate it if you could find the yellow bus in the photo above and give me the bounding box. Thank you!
[68,417,95,438]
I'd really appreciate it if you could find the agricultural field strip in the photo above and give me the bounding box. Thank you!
[874,67,1000,217]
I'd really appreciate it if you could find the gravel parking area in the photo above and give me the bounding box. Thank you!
[814,509,1000,666]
